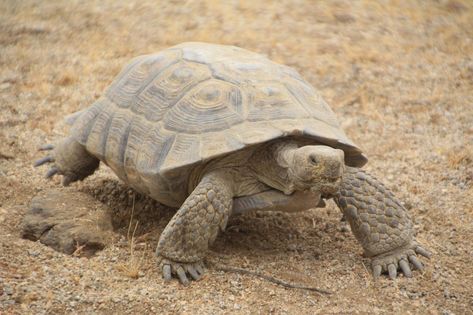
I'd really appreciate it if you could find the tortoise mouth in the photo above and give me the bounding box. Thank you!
[320,185,339,197]
[323,175,341,182]
[317,176,342,197]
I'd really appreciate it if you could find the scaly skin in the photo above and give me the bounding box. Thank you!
[156,171,234,285]
[334,167,431,279]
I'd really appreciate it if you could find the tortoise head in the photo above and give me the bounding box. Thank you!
[288,145,345,197]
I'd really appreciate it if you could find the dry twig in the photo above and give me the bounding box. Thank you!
[213,264,332,295]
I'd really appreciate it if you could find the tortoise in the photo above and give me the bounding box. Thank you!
[35,42,430,284]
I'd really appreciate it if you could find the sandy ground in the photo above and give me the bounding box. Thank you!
[1,0,473,314]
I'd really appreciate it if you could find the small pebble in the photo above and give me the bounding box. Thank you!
[28,250,40,257]
[0,83,11,90]
[4,286,13,295]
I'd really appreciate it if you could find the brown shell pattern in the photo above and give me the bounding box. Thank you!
[71,42,367,207]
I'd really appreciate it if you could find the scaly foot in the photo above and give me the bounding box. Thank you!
[34,143,78,185]
[34,138,99,186]
[334,167,431,279]
[371,242,431,279]
[157,256,205,285]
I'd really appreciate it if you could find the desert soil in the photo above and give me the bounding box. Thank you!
[1,0,473,314]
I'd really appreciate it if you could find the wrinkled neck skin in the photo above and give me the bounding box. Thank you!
[248,140,299,195]
[188,148,270,197]
[189,139,302,197]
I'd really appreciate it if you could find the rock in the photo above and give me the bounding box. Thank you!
[288,244,297,251]
[28,250,40,257]
[4,285,14,295]
[21,189,114,257]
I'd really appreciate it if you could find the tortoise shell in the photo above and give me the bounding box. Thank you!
[70,42,367,207]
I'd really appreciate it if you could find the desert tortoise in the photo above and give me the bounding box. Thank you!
[35,42,430,284]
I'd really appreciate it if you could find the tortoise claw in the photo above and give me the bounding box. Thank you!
[371,242,430,279]
[388,264,397,279]
[176,266,190,286]
[186,265,202,281]
[34,140,98,186]
[372,264,382,278]
[38,144,54,151]
[34,156,55,167]
[163,264,172,281]
[46,167,59,178]
[415,246,431,259]
[158,256,205,285]
[399,260,412,278]
[35,143,61,180]
[409,255,424,270]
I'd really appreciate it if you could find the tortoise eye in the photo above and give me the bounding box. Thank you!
[309,155,318,164]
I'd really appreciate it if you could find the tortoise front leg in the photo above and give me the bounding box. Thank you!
[156,171,234,285]
[333,167,431,279]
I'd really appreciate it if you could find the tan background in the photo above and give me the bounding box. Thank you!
[1,0,472,313]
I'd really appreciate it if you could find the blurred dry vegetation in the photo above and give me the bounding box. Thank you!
[1,0,473,314]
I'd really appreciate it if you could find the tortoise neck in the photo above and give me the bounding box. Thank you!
[248,139,299,195]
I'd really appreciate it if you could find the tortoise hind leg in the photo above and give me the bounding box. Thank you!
[34,137,99,186]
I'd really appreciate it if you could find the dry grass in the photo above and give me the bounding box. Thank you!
[447,146,473,169]
[115,194,146,279]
